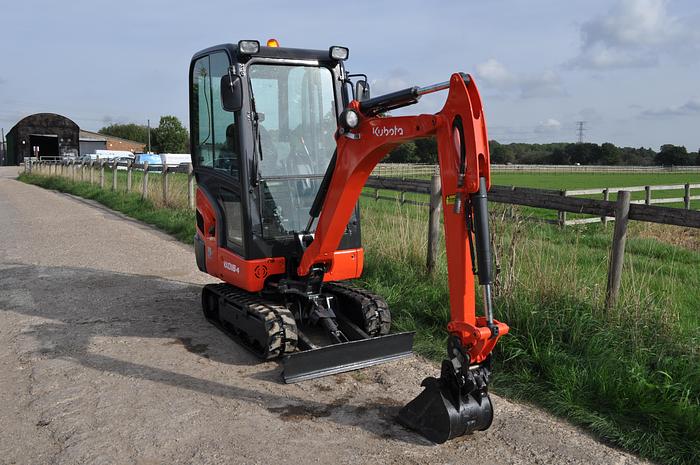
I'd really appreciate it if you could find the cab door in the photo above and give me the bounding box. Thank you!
[190,51,246,257]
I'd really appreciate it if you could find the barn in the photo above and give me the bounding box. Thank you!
[4,113,80,165]
[2,114,147,165]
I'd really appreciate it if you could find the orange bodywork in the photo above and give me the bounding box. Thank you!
[195,188,364,292]
[297,74,509,363]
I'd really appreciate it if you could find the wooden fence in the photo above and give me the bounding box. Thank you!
[365,175,700,309]
[27,159,196,209]
[365,177,699,226]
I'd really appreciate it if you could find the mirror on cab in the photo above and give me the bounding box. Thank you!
[221,74,243,112]
[355,80,370,102]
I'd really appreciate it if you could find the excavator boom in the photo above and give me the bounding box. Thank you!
[298,73,509,442]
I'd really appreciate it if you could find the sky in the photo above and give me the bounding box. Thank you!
[0,0,698,150]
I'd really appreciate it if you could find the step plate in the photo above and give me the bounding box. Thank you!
[282,332,415,383]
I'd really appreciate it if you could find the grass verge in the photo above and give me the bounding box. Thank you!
[357,197,699,465]
[20,171,700,465]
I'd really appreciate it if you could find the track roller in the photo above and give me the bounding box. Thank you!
[323,282,391,336]
[202,283,298,359]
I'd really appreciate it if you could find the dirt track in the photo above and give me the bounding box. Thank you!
[0,166,650,465]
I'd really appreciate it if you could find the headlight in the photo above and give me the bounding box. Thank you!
[339,109,360,131]
[329,46,349,61]
[238,40,260,55]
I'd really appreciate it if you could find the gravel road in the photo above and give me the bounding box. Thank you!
[0,166,650,465]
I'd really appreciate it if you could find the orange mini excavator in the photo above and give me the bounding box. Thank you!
[188,40,509,442]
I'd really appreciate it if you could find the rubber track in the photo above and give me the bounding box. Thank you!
[204,283,298,359]
[323,282,391,336]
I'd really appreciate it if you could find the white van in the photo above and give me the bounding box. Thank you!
[160,153,191,168]
[94,150,135,161]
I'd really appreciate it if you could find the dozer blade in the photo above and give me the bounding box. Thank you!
[282,332,414,383]
[398,376,493,443]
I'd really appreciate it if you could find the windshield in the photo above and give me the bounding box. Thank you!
[249,63,338,237]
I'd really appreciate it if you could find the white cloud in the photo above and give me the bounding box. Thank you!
[370,68,410,96]
[640,97,700,118]
[476,59,514,88]
[571,0,697,69]
[475,59,564,99]
[534,118,562,133]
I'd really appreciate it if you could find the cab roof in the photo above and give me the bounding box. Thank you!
[191,43,341,64]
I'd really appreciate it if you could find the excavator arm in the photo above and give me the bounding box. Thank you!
[297,73,509,442]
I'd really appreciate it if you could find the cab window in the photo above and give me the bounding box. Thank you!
[191,52,240,180]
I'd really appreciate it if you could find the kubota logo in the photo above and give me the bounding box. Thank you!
[223,261,240,273]
[372,125,404,137]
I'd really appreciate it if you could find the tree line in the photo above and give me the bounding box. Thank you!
[100,117,698,167]
[99,116,189,154]
[386,139,700,166]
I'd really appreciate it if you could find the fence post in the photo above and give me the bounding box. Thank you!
[508,186,516,218]
[112,160,118,191]
[684,183,690,210]
[162,166,169,205]
[71,161,76,181]
[606,190,631,311]
[126,161,133,192]
[187,163,195,209]
[374,188,379,201]
[142,162,149,199]
[99,161,105,189]
[644,185,651,205]
[426,173,442,274]
[558,190,567,227]
[601,188,609,226]
[80,162,85,181]
[400,191,406,205]
[89,161,94,184]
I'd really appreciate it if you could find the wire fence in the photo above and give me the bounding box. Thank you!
[370,163,700,178]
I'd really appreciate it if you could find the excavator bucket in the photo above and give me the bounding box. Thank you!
[398,375,493,443]
[282,332,414,383]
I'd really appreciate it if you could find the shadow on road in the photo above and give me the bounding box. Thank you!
[0,262,426,445]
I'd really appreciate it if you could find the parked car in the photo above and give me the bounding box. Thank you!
[78,154,98,163]
[114,156,135,170]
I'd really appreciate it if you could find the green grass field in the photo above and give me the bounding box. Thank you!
[492,171,700,190]
[19,168,700,465]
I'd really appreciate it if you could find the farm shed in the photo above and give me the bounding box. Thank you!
[79,130,146,155]
[4,113,79,165]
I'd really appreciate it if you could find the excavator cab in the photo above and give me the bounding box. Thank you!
[190,42,359,272]
[189,40,508,442]
[189,40,414,382]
